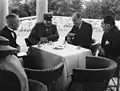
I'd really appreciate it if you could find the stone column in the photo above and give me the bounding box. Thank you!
[36,0,48,22]
[0,0,8,30]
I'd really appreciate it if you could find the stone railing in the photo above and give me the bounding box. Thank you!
[18,16,103,33]
[19,16,36,32]
[19,16,120,32]
[18,15,120,42]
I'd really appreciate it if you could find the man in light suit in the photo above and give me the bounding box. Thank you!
[65,12,93,49]
[27,13,59,46]
[0,13,20,53]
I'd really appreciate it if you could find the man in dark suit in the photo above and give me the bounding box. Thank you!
[99,15,120,60]
[65,12,93,49]
[27,13,59,46]
[0,13,20,53]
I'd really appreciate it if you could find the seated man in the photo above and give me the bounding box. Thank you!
[65,12,93,49]
[99,15,120,60]
[27,13,59,46]
[0,13,20,53]
[0,36,28,91]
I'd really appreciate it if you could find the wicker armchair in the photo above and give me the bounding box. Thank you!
[25,61,64,91]
[29,79,48,91]
[68,56,117,91]
[108,57,120,91]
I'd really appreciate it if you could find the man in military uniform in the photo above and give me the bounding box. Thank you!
[27,13,59,46]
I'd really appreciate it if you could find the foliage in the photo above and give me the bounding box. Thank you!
[48,0,57,12]
[8,0,120,20]
[55,1,74,16]
[82,1,102,19]
[48,0,83,16]
[81,0,120,20]
[70,0,83,12]
[9,0,36,17]
[101,0,120,20]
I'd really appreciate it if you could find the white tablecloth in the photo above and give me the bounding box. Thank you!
[28,43,92,90]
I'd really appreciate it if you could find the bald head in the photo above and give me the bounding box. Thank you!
[72,12,82,26]
[6,14,20,30]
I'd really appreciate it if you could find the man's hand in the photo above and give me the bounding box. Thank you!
[67,33,75,37]
[66,33,75,44]
[39,37,48,44]
[66,36,72,44]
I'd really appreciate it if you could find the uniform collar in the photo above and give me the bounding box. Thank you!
[108,26,116,33]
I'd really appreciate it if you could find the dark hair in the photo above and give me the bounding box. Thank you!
[103,15,115,26]
[43,13,53,21]
[73,12,81,18]
[5,13,18,20]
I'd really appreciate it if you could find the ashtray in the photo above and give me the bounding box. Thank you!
[53,45,64,50]
[76,46,81,49]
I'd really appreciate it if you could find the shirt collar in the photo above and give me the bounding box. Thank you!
[79,21,83,29]
[7,26,14,32]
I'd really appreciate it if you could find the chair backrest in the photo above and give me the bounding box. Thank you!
[71,56,117,91]
[25,61,64,86]
[23,55,40,69]
[0,69,21,91]
[26,46,62,69]
[28,79,48,91]
[86,56,117,71]
[25,38,32,47]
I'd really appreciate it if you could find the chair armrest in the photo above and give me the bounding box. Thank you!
[28,79,48,91]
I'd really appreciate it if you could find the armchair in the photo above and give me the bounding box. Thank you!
[24,61,64,91]
[68,56,117,91]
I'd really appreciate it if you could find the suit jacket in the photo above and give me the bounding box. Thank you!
[66,21,93,49]
[27,22,59,45]
[101,26,120,59]
[0,26,19,48]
